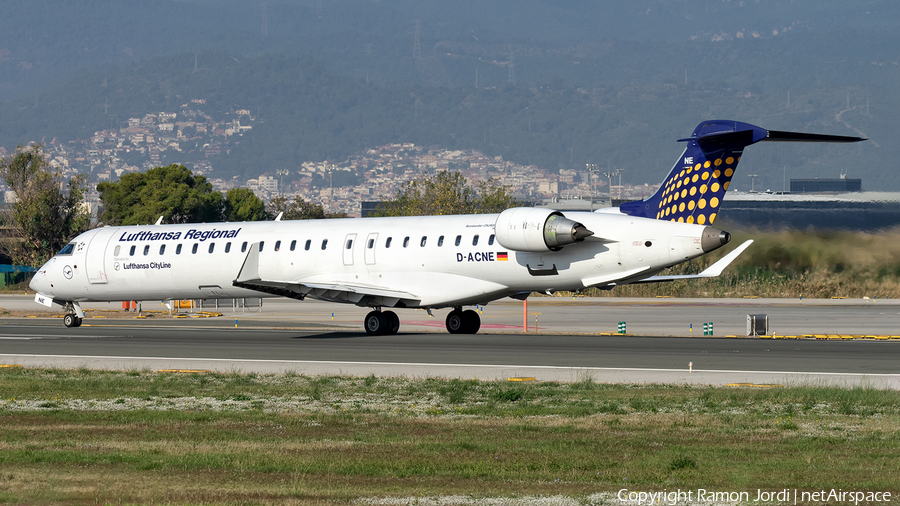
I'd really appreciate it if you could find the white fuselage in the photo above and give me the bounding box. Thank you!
[30,212,714,309]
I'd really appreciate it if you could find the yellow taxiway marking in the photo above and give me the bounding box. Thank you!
[157,369,210,374]
[507,377,536,382]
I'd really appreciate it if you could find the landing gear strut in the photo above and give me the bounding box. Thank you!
[445,308,480,334]
[364,310,400,336]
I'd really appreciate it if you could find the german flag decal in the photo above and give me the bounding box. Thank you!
[497,252,508,261]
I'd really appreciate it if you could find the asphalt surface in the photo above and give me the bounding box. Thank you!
[1,307,898,387]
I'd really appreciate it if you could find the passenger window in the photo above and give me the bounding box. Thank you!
[385,237,392,248]
[259,241,265,252]
[488,234,495,246]
[367,239,374,249]
[129,245,136,256]
[290,240,296,251]
[208,243,215,254]
[472,235,479,246]
[159,245,166,255]
[191,243,198,254]
[321,239,328,250]
[143,245,150,256]
[176,244,182,255]
[305,239,311,251]
[275,240,281,252]
[225,242,231,253]
[420,236,427,247]
[113,245,121,256]
[346,239,353,250]
[437,235,444,247]
[455,235,461,246]
[241,241,248,253]
[403,236,410,248]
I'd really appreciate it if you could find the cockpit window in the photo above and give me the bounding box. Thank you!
[57,243,76,256]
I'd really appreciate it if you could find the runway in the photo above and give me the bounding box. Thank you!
[1,313,898,387]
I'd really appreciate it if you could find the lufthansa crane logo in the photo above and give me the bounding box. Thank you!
[63,265,73,280]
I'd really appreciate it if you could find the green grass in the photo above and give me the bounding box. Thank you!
[0,368,898,504]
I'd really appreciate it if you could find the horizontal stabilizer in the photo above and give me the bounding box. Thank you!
[764,130,866,143]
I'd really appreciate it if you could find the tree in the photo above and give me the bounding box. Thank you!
[267,195,326,220]
[97,164,223,225]
[372,171,516,217]
[0,144,90,266]
[223,188,268,222]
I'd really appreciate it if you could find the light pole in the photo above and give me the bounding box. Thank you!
[603,170,616,205]
[326,164,337,211]
[615,169,625,200]
[276,169,289,195]
[586,163,599,211]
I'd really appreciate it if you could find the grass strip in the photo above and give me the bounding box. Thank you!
[0,368,898,504]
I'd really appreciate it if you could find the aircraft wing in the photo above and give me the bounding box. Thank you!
[630,239,753,283]
[232,242,419,306]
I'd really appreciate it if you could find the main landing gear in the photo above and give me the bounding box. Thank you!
[364,310,400,336]
[362,307,482,335]
[445,308,480,334]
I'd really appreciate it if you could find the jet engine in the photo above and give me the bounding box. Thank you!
[494,207,594,252]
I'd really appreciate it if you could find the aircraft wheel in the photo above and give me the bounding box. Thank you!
[364,311,387,336]
[64,314,77,328]
[461,309,481,334]
[445,310,465,334]
[383,311,400,335]
[74,317,83,327]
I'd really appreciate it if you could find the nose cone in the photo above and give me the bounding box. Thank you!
[29,263,52,295]
[701,226,731,253]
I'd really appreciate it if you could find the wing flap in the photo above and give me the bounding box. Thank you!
[232,242,419,305]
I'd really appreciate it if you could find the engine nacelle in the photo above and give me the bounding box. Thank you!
[494,207,594,252]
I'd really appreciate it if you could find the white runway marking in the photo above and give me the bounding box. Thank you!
[1,353,898,380]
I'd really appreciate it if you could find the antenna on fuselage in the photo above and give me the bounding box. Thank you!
[274,212,283,222]
[154,216,164,225]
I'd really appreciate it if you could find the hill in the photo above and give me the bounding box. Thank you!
[0,0,896,188]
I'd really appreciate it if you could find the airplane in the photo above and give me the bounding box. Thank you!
[29,120,864,334]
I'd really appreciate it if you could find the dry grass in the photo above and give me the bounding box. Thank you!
[574,227,900,299]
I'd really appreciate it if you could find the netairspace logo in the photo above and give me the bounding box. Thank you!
[617,488,892,505]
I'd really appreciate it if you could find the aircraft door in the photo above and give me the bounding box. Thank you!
[343,233,357,266]
[85,227,119,284]
[364,233,378,265]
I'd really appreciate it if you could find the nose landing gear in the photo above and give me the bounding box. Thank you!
[61,301,84,328]
[63,313,83,328]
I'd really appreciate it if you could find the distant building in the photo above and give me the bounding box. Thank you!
[361,201,382,217]
[791,178,862,193]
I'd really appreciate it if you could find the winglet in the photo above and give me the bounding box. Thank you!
[235,242,261,282]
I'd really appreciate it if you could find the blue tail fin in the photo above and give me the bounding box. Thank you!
[619,120,865,225]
